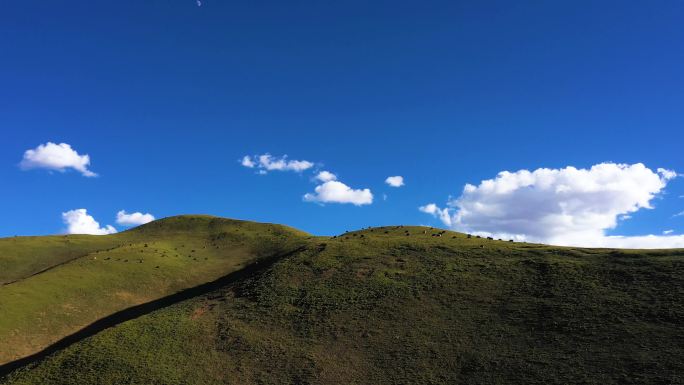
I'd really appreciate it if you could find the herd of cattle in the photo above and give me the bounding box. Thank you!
[332,226,515,243]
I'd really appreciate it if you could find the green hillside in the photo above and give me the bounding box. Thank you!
[0,215,308,364]
[1,218,683,384]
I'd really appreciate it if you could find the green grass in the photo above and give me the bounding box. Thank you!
[1,221,683,384]
[0,215,308,364]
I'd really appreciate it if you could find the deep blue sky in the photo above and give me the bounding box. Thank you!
[1,0,683,241]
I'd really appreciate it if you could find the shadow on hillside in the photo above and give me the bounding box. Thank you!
[0,245,307,378]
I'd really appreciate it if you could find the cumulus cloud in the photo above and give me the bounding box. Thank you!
[674,211,684,218]
[385,176,405,187]
[241,155,255,168]
[315,171,337,182]
[62,209,117,235]
[419,163,683,248]
[657,168,678,180]
[419,203,452,226]
[304,180,373,206]
[116,210,155,226]
[241,154,313,173]
[663,229,674,235]
[20,142,97,177]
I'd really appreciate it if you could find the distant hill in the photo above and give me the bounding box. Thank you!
[1,216,682,384]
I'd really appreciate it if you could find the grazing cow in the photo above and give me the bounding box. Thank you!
[467,234,472,238]
[487,237,493,240]
[479,245,484,248]
[509,239,514,242]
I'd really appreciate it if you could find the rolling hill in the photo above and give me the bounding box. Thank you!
[1,216,682,384]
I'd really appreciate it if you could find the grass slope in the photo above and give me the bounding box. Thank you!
[0,215,308,364]
[2,223,682,384]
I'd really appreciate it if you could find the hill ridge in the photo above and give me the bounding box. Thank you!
[1,215,682,384]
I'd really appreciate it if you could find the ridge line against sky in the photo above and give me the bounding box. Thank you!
[12,141,684,248]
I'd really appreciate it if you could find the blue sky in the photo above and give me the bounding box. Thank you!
[1,1,683,247]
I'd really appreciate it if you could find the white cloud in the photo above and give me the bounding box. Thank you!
[657,168,678,180]
[385,176,405,187]
[419,203,452,226]
[241,154,314,173]
[315,171,337,182]
[304,180,373,206]
[420,163,683,248]
[116,210,155,226]
[62,209,117,235]
[596,234,684,248]
[240,155,255,168]
[663,229,674,235]
[674,211,684,218]
[20,142,97,177]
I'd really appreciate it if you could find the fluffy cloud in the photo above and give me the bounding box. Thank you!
[663,230,674,235]
[241,155,255,168]
[62,209,117,235]
[675,211,684,218]
[315,171,337,182]
[304,180,373,206]
[20,142,97,177]
[240,154,313,173]
[419,163,683,248]
[419,203,452,226]
[385,176,405,187]
[657,168,678,180]
[116,210,155,226]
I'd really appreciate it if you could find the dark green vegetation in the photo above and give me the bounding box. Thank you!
[1,217,683,384]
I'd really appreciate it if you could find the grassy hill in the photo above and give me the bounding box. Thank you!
[1,217,683,384]
[0,215,308,365]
